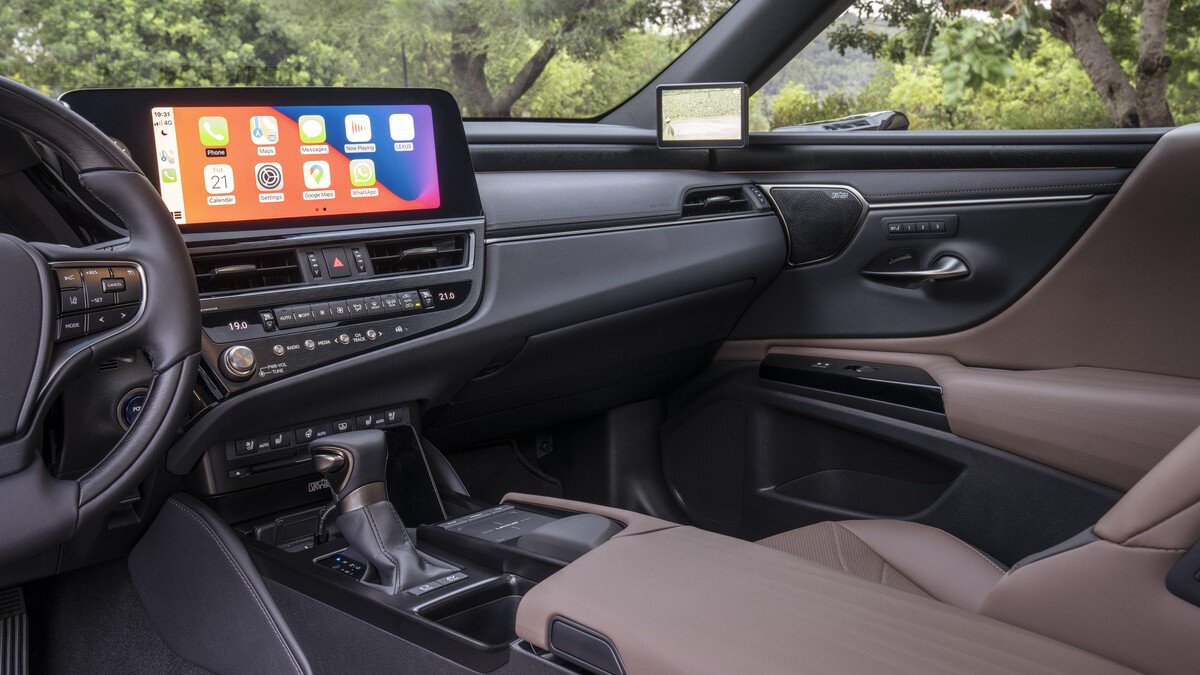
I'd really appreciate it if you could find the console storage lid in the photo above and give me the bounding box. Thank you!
[505,495,1132,675]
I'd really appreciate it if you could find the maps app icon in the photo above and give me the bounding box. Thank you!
[250,115,279,145]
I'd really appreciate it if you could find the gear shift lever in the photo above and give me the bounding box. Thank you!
[310,430,457,594]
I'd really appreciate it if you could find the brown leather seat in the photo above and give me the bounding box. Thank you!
[758,425,1200,675]
[758,518,1005,612]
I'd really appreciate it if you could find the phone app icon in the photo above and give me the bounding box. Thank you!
[159,168,178,184]
[303,161,331,190]
[250,115,279,145]
[198,117,229,147]
[255,163,283,191]
[345,114,372,142]
[298,115,326,144]
[203,164,234,194]
[389,114,414,141]
[349,159,376,187]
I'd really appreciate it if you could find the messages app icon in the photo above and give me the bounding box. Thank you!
[349,159,376,187]
[298,115,326,144]
[198,117,229,146]
[303,161,331,189]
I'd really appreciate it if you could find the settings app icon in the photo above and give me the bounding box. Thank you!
[255,162,283,192]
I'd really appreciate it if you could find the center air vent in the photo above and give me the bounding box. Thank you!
[682,187,752,218]
[192,250,303,295]
[366,234,468,276]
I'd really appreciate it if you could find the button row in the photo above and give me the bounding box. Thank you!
[886,220,947,235]
[57,266,143,312]
[57,307,137,341]
[264,289,435,332]
[228,406,410,460]
[406,571,469,597]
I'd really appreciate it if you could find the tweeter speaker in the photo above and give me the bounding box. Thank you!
[767,186,866,265]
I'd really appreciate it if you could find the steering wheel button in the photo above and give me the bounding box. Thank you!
[55,268,82,289]
[59,289,85,313]
[89,307,134,332]
[56,316,86,341]
[111,266,144,299]
[100,277,126,293]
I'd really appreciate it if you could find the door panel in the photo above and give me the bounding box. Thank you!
[663,126,1200,552]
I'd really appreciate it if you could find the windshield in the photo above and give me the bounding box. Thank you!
[1,0,734,118]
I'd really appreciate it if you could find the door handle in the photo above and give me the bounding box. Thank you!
[862,254,969,288]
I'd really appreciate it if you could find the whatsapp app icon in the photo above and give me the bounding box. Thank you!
[349,159,376,187]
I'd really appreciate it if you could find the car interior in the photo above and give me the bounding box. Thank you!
[2,0,1200,673]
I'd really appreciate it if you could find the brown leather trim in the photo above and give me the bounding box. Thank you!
[749,347,1200,489]
[719,124,1200,380]
[1095,425,1200,548]
[983,540,1196,675]
[500,492,679,538]
[515,515,1132,674]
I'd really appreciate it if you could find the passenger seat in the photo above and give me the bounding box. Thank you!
[758,425,1200,675]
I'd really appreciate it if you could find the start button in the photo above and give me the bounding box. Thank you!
[118,388,148,430]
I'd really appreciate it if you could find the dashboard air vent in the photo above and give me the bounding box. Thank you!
[191,250,303,295]
[365,234,468,276]
[682,187,751,218]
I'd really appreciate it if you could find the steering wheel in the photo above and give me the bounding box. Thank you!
[0,77,199,565]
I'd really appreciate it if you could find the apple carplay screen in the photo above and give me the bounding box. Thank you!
[61,88,481,234]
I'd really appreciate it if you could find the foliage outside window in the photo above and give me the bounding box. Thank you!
[0,0,733,118]
[757,0,1200,130]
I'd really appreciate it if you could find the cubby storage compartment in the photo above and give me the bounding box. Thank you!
[419,575,532,649]
[774,469,952,516]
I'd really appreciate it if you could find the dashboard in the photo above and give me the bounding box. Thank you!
[21,87,783,556]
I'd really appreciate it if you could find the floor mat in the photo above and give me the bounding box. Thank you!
[446,440,563,505]
[24,559,208,674]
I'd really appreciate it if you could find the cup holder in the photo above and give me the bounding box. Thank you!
[419,575,533,649]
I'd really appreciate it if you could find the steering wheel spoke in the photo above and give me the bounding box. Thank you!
[0,76,200,567]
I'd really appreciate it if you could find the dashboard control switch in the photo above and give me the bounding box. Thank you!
[322,248,352,279]
[259,309,277,331]
[221,345,257,381]
[351,247,367,273]
[420,289,435,310]
[275,306,297,329]
[305,251,323,279]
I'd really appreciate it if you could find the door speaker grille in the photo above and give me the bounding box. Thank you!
[767,186,865,265]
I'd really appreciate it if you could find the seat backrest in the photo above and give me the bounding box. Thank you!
[980,425,1200,675]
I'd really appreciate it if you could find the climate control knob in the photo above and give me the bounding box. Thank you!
[220,345,256,381]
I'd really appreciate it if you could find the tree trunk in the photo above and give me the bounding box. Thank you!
[1050,0,1140,126]
[1136,0,1175,126]
[449,18,493,117]
[487,40,561,116]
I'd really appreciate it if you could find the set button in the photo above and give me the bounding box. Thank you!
[54,265,141,342]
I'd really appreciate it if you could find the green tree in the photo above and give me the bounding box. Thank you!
[0,0,337,94]
[828,0,1195,127]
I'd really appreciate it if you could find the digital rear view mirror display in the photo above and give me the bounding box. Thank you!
[656,83,748,148]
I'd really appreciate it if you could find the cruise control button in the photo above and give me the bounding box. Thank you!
[82,268,114,308]
[100,277,127,293]
[60,289,86,313]
[111,266,144,304]
[55,268,82,290]
[89,307,134,332]
[57,316,86,341]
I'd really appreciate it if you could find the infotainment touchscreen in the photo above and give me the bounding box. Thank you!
[152,104,439,227]
[60,88,481,234]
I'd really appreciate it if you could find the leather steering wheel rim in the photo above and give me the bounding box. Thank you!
[0,77,200,565]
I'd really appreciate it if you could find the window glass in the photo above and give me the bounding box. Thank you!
[0,0,734,119]
[755,0,1200,130]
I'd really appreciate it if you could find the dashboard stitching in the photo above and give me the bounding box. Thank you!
[167,499,306,675]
